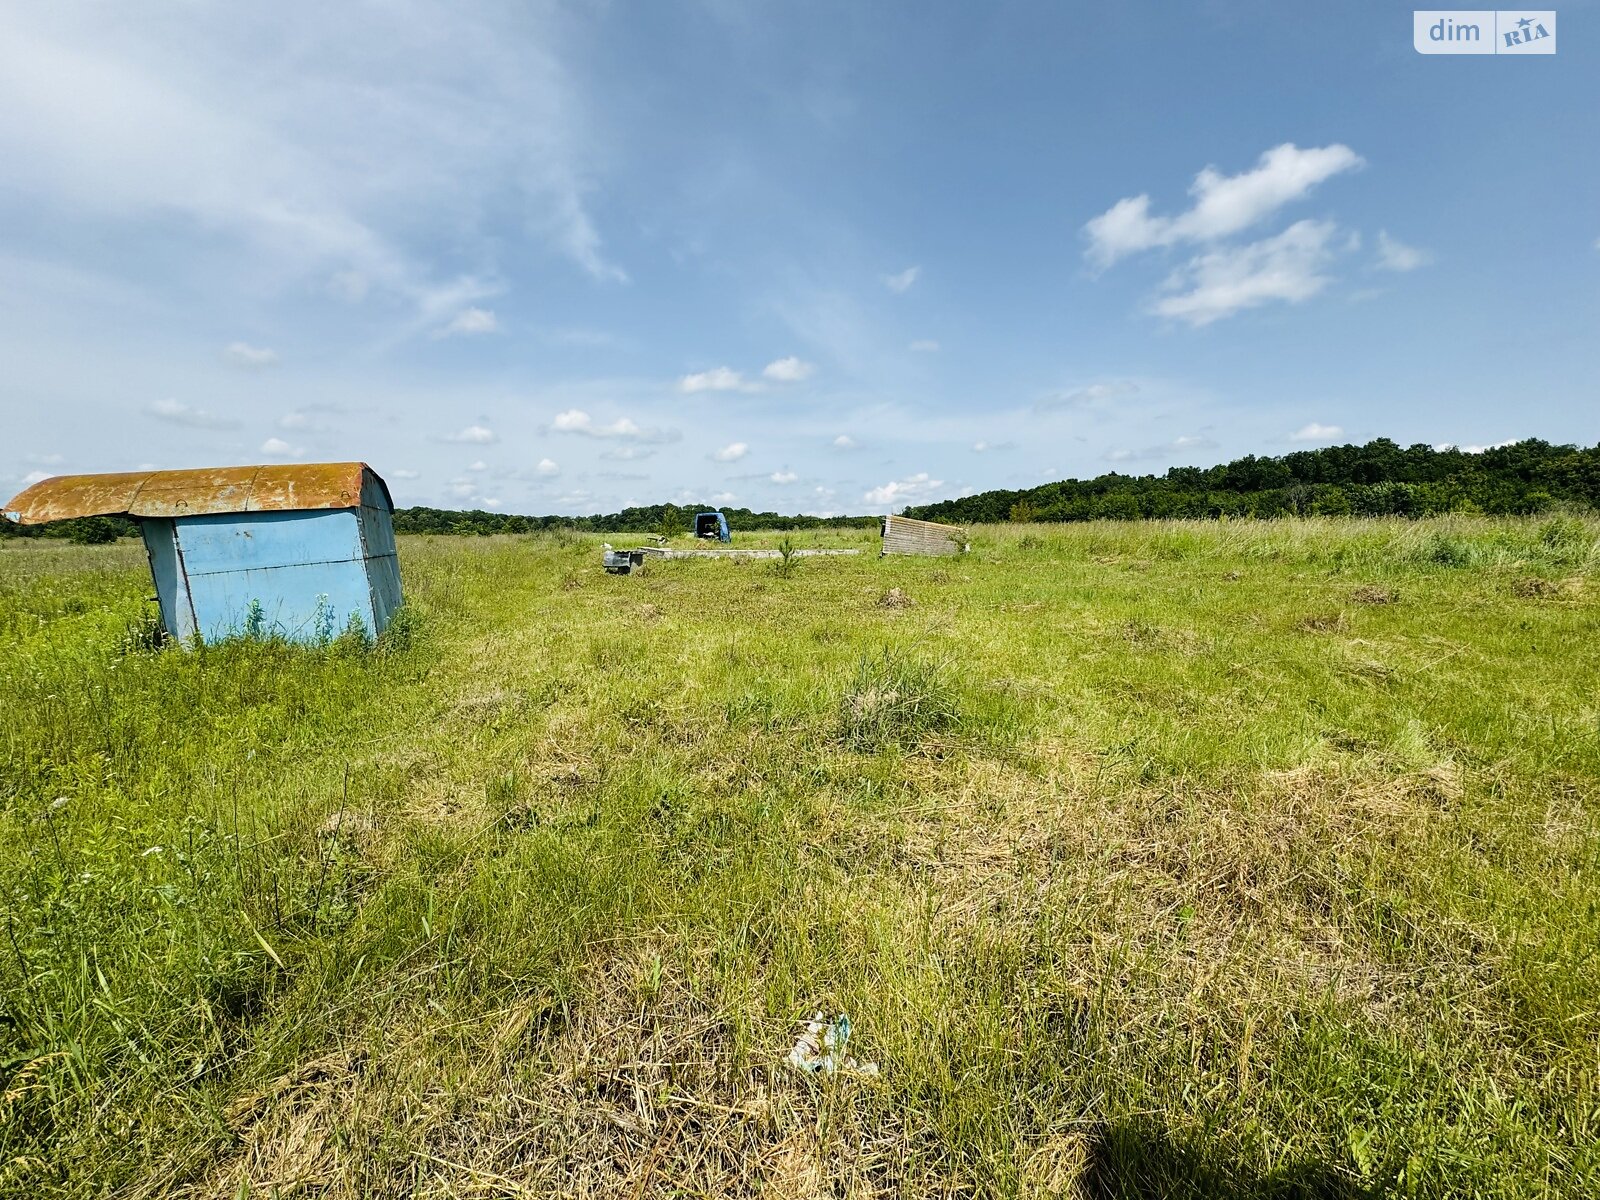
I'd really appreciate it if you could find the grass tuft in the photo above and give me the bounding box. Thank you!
[838,649,962,752]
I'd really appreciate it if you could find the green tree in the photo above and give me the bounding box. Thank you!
[1311,486,1352,516]
[657,504,689,539]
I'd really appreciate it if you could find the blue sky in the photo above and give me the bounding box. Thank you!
[2,2,1596,515]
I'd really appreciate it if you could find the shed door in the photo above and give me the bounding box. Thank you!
[139,518,197,642]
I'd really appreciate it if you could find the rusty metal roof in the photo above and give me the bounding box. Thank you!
[2,463,392,525]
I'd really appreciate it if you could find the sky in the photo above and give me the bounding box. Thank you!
[2,1,1596,516]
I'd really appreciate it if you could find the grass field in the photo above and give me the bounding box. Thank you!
[2,516,1598,1198]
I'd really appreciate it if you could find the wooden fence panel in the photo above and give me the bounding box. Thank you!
[881,515,968,557]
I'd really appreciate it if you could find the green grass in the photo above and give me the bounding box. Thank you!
[1,515,1598,1197]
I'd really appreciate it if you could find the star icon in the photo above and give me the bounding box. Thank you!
[1517,16,1533,29]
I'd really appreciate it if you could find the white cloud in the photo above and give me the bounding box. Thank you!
[600,446,655,461]
[1375,230,1429,272]
[1103,434,1220,462]
[260,436,302,456]
[27,453,64,465]
[1152,219,1340,326]
[1085,199,1166,269]
[770,469,798,484]
[551,409,678,443]
[761,355,814,382]
[435,307,500,338]
[147,397,239,429]
[711,491,736,504]
[908,339,940,352]
[224,341,278,369]
[443,479,500,510]
[713,442,748,462]
[467,460,487,471]
[1289,422,1344,443]
[278,407,338,433]
[536,457,559,476]
[445,424,497,444]
[392,468,420,479]
[679,367,748,393]
[1037,380,1140,411]
[883,266,920,293]
[0,4,626,314]
[832,434,856,449]
[1084,143,1363,268]
[19,469,51,486]
[863,472,944,509]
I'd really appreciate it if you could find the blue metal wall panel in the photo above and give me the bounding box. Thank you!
[359,477,396,552]
[171,509,376,644]
[170,510,365,573]
[139,518,197,642]
[184,559,377,643]
[358,511,404,634]
[354,485,402,636]
[367,549,404,633]
[360,508,396,558]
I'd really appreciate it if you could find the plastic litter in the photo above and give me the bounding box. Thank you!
[786,1012,879,1077]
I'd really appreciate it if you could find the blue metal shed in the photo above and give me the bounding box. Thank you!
[694,510,731,542]
[3,463,403,646]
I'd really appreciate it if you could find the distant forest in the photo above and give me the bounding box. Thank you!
[6,439,1597,542]
[0,503,877,542]
[0,499,876,544]
[903,438,1600,525]
[0,515,137,544]
[391,504,880,537]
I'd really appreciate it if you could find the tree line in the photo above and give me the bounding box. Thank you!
[8,439,1598,542]
[902,438,1600,525]
[0,503,874,542]
[0,515,136,543]
[391,502,880,537]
